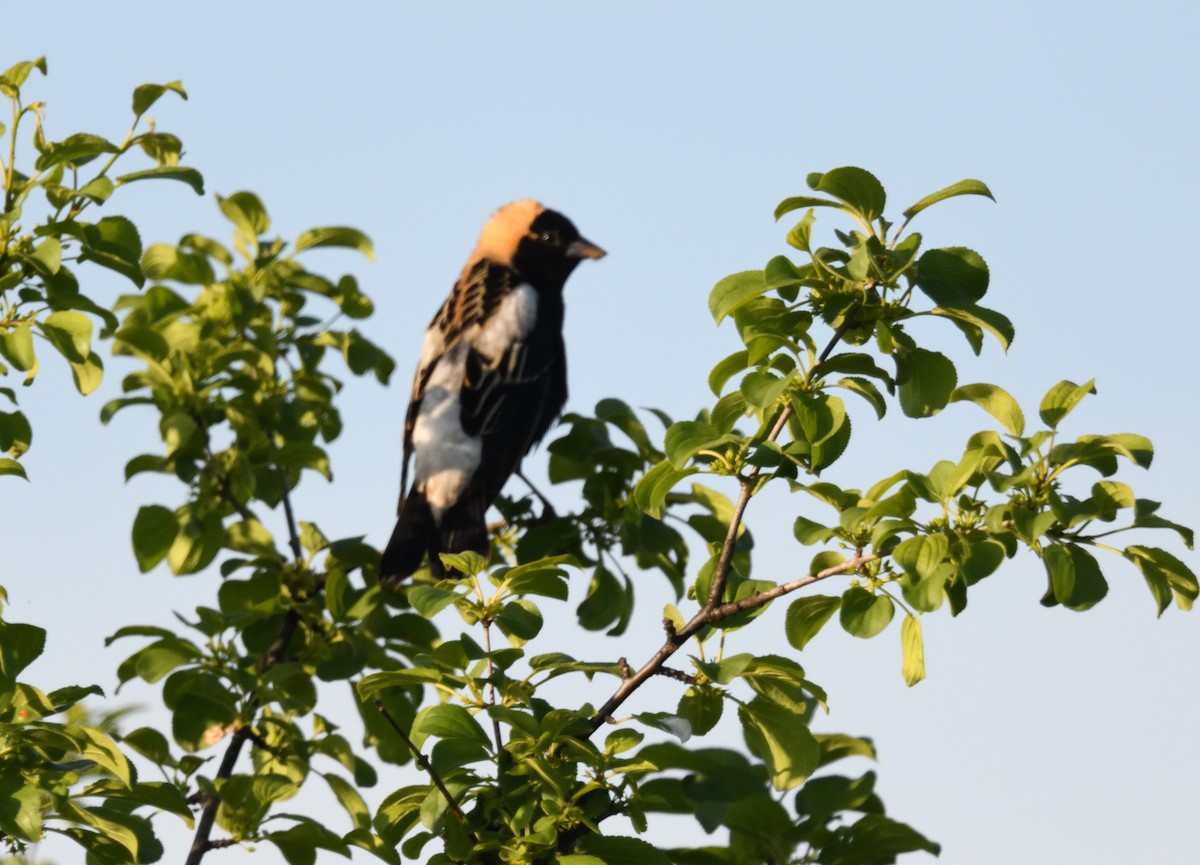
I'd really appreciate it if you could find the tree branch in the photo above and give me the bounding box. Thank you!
[586,552,877,733]
[375,700,467,824]
[184,727,250,865]
[277,466,304,564]
[185,468,306,863]
[587,318,858,734]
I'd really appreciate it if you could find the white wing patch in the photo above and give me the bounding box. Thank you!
[474,284,538,361]
[411,342,481,520]
[411,284,538,522]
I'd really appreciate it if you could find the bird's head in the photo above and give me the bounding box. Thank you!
[472,200,605,290]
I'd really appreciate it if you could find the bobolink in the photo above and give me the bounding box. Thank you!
[381,201,604,580]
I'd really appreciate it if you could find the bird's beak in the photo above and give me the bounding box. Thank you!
[567,237,606,260]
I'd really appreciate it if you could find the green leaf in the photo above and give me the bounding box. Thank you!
[839,587,894,638]
[739,698,820,790]
[0,410,31,457]
[833,376,887,419]
[503,559,572,599]
[1125,545,1198,614]
[132,80,187,117]
[335,275,374,318]
[1132,500,1194,550]
[577,564,631,635]
[357,669,443,702]
[709,270,767,323]
[35,132,119,170]
[76,175,115,204]
[806,167,887,223]
[132,505,178,572]
[0,57,47,97]
[785,595,841,650]
[225,519,276,556]
[406,585,461,618]
[294,226,375,259]
[68,352,104,395]
[927,304,1014,351]
[40,310,92,363]
[891,534,949,580]
[950,382,1024,435]
[172,690,236,752]
[741,370,789,409]
[677,687,724,736]
[141,243,215,284]
[78,727,133,786]
[785,209,819,253]
[167,509,224,575]
[0,325,36,372]
[123,727,173,765]
[0,621,46,679]
[1044,544,1108,611]
[218,191,270,237]
[709,350,750,396]
[664,420,731,469]
[902,178,995,220]
[573,836,673,865]
[632,461,698,519]
[900,615,925,686]
[115,165,205,196]
[129,637,198,684]
[894,347,956,418]
[411,704,490,748]
[31,236,62,273]
[774,195,841,220]
[915,246,989,303]
[276,441,332,480]
[495,598,544,645]
[0,778,42,841]
[634,712,692,742]
[323,772,371,830]
[826,813,941,861]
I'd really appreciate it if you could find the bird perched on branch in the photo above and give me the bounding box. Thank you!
[381,201,605,581]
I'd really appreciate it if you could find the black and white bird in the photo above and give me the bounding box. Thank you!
[380,201,605,581]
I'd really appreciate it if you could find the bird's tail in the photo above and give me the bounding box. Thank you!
[381,489,439,582]
[438,493,489,563]
[380,489,492,582]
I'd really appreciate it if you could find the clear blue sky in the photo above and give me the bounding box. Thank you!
[5,2,1198,863]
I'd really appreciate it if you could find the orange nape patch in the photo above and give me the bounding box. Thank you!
[466,199,545,270]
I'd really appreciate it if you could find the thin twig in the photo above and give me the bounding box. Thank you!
[654,666,699,685]
[587,318,858,734]
[704,554,879,621]
[375,700,467,823]
[586,553,879,733]
[277,466,304,564]
[702,476,756,610]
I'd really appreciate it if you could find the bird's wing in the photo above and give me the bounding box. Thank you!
[459,327,566,506]
[399,261,517,502]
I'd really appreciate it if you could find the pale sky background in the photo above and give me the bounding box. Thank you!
[4,2,1199,864]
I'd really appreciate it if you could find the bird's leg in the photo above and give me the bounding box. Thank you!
[517,469,557,520]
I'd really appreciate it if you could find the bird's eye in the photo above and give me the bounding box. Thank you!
[539,230,559,246]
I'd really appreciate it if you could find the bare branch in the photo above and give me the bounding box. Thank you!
[277,466,304,564]
[375,700,468,824]
[705,553,880,622]
[654,666,699,685]
[184,727,250,865]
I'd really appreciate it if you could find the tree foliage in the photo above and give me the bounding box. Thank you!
[1,60,1194,865]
